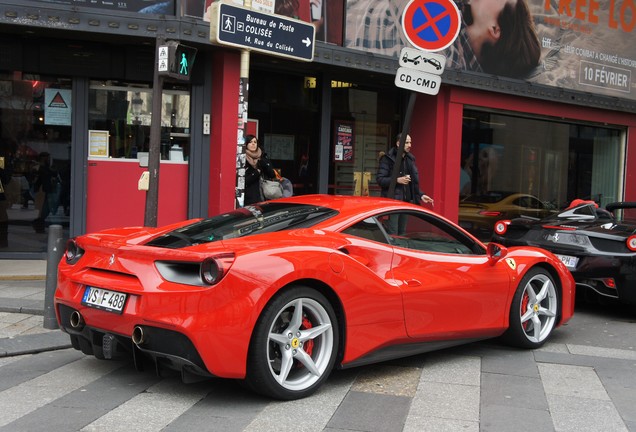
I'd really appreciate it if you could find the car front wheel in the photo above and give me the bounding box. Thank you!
[503,268,559,349]
[245,286,338,400]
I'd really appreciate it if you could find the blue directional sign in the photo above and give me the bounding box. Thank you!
[209,2,315,62]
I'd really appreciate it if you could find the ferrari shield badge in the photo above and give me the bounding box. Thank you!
[505,258,517,270]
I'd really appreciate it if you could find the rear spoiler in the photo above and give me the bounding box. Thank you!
[606,202,636,212]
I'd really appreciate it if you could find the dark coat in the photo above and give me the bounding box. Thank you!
[244,152,276,205]
[376,147,424,204]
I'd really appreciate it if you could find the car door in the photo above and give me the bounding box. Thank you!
[339,217,404,326]
[383,211,511,339]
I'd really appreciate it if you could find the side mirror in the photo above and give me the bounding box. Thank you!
[487,242,508,265]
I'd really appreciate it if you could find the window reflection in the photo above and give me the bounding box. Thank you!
[459,109,625,241]
[88,81,190,161]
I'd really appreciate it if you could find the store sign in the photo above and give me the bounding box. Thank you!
[30,0,174,14]
[209,2,316,62]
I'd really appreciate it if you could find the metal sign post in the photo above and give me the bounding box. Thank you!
[388,0,459,200]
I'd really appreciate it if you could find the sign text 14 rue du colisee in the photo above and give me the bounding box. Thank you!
[209,2,315,62]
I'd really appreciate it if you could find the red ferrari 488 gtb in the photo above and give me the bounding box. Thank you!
[55,195,575,400]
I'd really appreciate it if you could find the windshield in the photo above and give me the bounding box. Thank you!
[146,203,338,248]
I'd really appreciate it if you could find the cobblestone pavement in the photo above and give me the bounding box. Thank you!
[1,261,635,431]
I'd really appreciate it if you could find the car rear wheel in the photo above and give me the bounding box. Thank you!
[503,268,559,349]
[245,286,338,400]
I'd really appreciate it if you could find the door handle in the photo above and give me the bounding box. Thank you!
[405,279,422,287]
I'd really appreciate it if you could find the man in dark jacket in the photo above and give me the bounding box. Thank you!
[376,133,433,234]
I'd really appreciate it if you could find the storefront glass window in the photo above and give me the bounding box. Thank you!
[458,109,625,241]
[329,84,402,196]
[0,73,72,254]
[88,82,191,161]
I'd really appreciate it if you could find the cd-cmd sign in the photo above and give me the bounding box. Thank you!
[395,47,446,96]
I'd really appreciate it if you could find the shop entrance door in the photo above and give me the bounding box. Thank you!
[330,85,394,196]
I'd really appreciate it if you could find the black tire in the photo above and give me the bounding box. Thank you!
[245,286,339,400]
[502,268,559,349]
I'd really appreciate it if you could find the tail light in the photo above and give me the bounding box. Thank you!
[494,220,510,235]
[65,239,85,265]
[627,235,636,251]
[479,211,503,217]
[602,278,616,289]
[201,253,236,285]
[542,225,576,231]
[156,253,235,286]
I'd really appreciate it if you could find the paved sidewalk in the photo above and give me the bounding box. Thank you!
[0,260,72,357]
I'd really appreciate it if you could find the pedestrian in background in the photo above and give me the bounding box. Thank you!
[376,133,433,234]
[244,135,276,206]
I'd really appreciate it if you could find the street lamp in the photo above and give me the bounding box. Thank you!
[131,92,143,125]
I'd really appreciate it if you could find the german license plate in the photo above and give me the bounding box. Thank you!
[556,254,579,270]
[82,286,127,314]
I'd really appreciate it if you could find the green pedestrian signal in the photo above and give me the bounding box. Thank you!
[162,41,197,81]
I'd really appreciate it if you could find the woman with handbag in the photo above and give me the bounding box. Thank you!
[244,135,277,205]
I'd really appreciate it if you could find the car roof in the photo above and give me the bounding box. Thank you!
[275,194,422,216]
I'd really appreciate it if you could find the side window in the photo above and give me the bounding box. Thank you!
[380,211,479,255]
[342,218,389,244]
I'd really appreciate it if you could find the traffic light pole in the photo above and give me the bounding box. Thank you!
[145,36,165,227]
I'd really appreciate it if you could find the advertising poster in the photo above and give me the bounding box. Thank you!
[334,121,353,162]
[195,0,343,44]
[33,0,174,14]
[345,0,636,101]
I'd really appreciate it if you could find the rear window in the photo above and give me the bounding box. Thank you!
[146,203,338,248]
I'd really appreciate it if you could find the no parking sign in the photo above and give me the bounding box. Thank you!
[401,0,461,52]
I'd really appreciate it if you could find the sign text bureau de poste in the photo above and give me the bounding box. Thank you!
[209,2,315,62]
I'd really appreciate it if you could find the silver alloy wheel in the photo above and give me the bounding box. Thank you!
[519,272,558,343]
[266,297,334,391]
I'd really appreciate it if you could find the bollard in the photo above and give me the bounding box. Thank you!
[43,224,65,330]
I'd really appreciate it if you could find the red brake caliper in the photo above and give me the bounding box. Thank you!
[521,292,530,330]
[301,316,314,356]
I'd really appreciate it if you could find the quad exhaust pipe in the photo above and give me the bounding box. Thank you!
[132,326,146,346]
[69,311,84,329]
